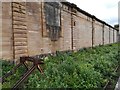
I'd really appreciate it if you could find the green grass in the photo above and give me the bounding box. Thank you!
[1,43,119,89]
[0,61,26,88]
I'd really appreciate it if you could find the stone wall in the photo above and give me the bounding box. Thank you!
[110,28,114,44]
[2,2,13,60]
[0,2,2,58]
[94,21,103,46]
[12,2,28,59]
[104,25,110,44]
[1,2,118,60]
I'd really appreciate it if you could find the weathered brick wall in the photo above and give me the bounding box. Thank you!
[61,5,72,51]
[110,28,113,43]
[94,21,103,46]
[114,30,118,43]
[82,19,92,48]
[1,2,118,60]
[0,2,2,58]
[2,2,13,59]
[26,2,42,56]
[72,15,79,50]
[12,2,28,60]
[73,12,92,50]
[104,26,110,44]
[26,3,71,56]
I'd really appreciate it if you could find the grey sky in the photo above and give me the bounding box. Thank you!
[67,0,119,26]
[1,0,119,26]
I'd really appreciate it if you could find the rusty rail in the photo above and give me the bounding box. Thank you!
[103,65,119,90]
[1,63,23,83]
[1,56,44,89]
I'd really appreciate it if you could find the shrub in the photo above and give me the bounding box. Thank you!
[1,43,119,89]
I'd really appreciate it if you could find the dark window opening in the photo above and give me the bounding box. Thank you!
[44,2,61,41]
[74,21,76,26]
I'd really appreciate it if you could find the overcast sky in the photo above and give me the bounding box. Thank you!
[67,0,119,26]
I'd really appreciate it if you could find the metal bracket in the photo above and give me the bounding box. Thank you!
[1,56,44,89]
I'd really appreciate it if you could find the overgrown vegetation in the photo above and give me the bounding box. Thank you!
[1,43,119,89]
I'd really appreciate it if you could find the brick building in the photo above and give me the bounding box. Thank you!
[0,1,119,62]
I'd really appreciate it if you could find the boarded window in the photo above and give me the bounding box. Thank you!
[44,2,61,41]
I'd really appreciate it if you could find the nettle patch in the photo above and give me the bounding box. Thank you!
[1,43,119,89]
